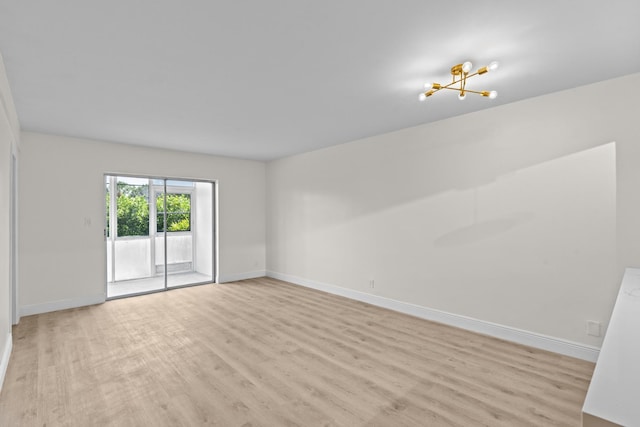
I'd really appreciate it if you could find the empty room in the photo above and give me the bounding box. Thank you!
[0,1,639,426]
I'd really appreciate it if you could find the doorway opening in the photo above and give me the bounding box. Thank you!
[105,175,216,299]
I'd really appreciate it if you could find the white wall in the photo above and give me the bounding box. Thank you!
[19,132,266,315]
[0,52,20,390]
[195,181,213,276]
[267,73,640,349]
[154,235,192,268]
[111,239,152,281]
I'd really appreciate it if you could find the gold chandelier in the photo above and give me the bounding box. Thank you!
[419,61,499,101]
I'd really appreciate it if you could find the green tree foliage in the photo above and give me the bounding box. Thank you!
[168,217,190,232]
[157,194,191,232]
[105,183,191,236]
[105,189,110,237]
[118,191,149,236]
[117,182,148,198]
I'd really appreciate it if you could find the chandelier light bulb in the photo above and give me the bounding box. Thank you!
[418,92,427,102]
[489,91,498,99]
[458,93,466,100]
[424,83,433,91]
[488,61,499,71]
[462,61,473,73]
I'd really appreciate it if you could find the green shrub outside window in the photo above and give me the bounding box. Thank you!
[106,184,191,237]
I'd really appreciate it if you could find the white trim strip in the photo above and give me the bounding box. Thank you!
[0,332,12,393]
[267,271,600,362]
[20,294,106,317]
[218,270,266,283]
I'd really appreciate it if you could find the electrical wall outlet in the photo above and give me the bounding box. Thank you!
[369,279,375,288]
[586,320,602,337]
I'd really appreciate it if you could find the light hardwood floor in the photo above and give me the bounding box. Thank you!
[0,277,594,426]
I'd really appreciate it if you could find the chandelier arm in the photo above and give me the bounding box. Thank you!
[440,80,462,90]
[460,89,488,95]
[464,70,481,79]
[442,72,482,89]
[439,86,473,92]
[452,88,489,95]
[437,87,490,95]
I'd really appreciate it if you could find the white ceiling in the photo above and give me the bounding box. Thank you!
[0,1,639,161]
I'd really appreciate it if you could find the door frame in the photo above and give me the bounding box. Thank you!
[104,173,217,299]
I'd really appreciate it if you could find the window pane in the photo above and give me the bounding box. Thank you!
[105,177,110,238]
[118,176,149,186]
[157,193,191,232]
[166,180,194,188]
[117,178,150,237]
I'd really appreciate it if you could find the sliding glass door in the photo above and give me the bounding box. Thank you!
[105,175,215,299]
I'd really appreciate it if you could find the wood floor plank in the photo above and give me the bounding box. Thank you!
[0,278,594,426]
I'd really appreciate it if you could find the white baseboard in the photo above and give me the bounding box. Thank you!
[0,332,12,393]
[218,270,266,283]
[267,271,600,362]
[20,294,106,317]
